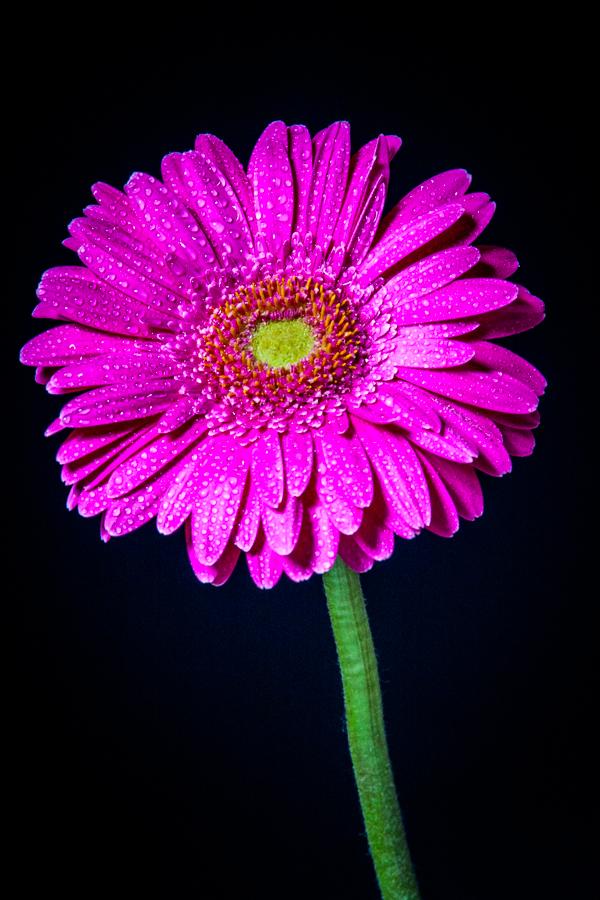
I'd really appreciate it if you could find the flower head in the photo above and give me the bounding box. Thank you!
[21,121,545,587]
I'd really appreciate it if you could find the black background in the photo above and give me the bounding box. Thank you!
[11,28,589,900]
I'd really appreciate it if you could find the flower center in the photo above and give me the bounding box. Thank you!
[192,275,365,430]
[251,318,315,368]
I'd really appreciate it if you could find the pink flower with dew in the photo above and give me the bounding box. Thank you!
[21,121,545,588]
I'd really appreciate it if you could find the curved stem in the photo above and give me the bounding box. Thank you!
[322,558,420,900]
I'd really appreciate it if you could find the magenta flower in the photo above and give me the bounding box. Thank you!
[22,121,546,898]
[21,121,545,589]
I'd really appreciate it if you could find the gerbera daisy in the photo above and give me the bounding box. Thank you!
[20,121,544,589]
[21,121,545,899]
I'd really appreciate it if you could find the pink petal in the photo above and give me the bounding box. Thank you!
[125,172,216,264]
[367,477,418,539]
[20,325,140,367]
[210,544,242,587]
[358,204,466,287]
[246,530,284,589]
[103,470,173,537]
[76,425,160,491]
[366,247,480,319]
[67,485,82,511]
[354,509,395,561]
[336,137,401,271]
[314,423,374,508]
[261,489,303,555]
[338,536,375,573]
[161,151,254,265]
[107,419,208,498]
[281,551,314,583]
[87,182,142,234]
[406,426,476,464]
[396,367,539,414]
[314,441,363,535]
[288,124,313,236]
[68,217,188,310]
[247,121,295,257]
[99,515,111,543]
[475,285,545,340]
[57,422,137,465]
[471,341,546,395]
[186,526,240,586]
[292,494,340,575]
[308,122,351,252]
[233,483,262,552]
[390,322,479,339]
[386,382,446,430]
[344,180,387,269]
[349,383,441,431]
[333,139,383,244]
[189,437,249,566]
[378,169,472,238]
[454,193,495,244]
[429,456,484,520]
[61,424,152,487]
[37,368,58,387]
[491,410,540,431]
[469,245,519,278]
[58,382,177,428]
[156,460,199,535]
[155,398,197,434]
[281,428,314,498]
[76,483,111,517]
[326,410,350,434]
[354,418,425,530]
[46,350,175,394]
[418,454,460,537]
[61,436,138,487]
[500,426,536,457]
[346,394,407,426]
[391,278,518,326]
[34,267,170,338]
[387,334,475,369]
[386,199,495,265]
[431,401,511,476]
[34,366,57,384]
[251,430,285,508]
[380,429,431,524]
[367,383,443,432]
[194,132,256,242]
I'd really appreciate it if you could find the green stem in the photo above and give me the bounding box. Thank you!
[322,558,420,900]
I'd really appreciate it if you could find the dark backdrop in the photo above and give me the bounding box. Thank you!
[11,30,588,900]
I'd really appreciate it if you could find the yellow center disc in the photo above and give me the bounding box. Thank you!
[251,318,315,368]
